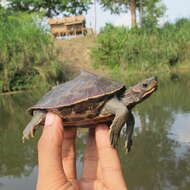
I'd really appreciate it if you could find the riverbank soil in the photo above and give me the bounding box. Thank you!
[54,36,190,81]
[55,36,96,74]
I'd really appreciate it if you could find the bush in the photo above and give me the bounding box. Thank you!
[91,24,128,68]
[91,20,190,71]
[0,10,65,92]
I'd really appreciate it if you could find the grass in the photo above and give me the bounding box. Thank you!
[0,9,65,92]
[91,20,190,73]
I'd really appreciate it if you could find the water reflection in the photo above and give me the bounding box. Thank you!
[0,93,39,180]
[0,72,190,190]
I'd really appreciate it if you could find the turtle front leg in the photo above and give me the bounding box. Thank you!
[100,97,128,148]
[22,111,46,142]
[125,111,135,153]
[110,108,128,148]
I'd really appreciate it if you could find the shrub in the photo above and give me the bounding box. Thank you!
[0,10,64,92]
[91,24,128,68]
[91,20,190,71]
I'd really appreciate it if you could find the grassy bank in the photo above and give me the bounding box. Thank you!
[91,19,190,74]
[0,9,65,92]
[1,7,189,93]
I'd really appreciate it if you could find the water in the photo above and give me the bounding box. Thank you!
[0,72,190,190]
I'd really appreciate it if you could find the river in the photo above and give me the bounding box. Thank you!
[0,71,190,190]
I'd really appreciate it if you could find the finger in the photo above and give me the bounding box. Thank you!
[95,125,128,190]
[80,180,110,190]
[62,128,77,181]
[37,113,68,190]
[95,181,110,190]
[96,157,103,181]
[81,128,98,181]
[95,125,113,182]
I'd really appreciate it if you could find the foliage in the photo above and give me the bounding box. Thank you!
[141,0,166,29]
[100,0,137,27]
[0,10,65,92]
[91,20,190,71]
[100,0,131,14]
[100,0,165,28]
[91,24,128,68]
[5,0,92,17]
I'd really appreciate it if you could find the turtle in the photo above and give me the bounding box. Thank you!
[23,71,158,152]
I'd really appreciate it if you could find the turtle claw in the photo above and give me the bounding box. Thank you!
[22,127,35,142]
[124,112,135,153]
[30,128,35,138]
[110,129,120,148]
[22,134,29,143]
[124,139,133,153]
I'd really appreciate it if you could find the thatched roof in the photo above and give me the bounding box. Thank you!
[48,16,85,25]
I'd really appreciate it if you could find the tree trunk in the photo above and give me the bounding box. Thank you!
[94,0,97,34]
[129,0,137,28]
[3,68,10,92]
[139,0,145,27]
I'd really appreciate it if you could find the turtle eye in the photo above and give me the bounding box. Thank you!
[143,83,148,88]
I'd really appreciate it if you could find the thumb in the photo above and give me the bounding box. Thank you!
[39,112,64,147]
[37,112,67,190]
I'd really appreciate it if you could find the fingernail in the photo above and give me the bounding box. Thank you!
[45,113,55,126]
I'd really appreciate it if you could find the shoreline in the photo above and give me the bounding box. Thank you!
[0,90,24,96]
[1,65,189,95]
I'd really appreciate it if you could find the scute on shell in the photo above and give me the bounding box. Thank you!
[28,71,125,113]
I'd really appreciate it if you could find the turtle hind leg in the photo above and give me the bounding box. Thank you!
[22,111,46,142]
[124,111,135,153]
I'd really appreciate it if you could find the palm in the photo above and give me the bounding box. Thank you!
[62,128,127,190]
[79,180,107,190]
[36,113,127,190]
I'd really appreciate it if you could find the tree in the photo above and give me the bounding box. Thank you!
[140,0,166,28]
[100,0,139,28]
[100,0,165,28]
[5,0,92,17]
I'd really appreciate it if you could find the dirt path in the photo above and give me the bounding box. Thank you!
[55,36,98,74]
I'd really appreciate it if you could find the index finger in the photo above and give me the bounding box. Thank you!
[62,128,77,181]
[95,125,128,190]
[37,113,68,190]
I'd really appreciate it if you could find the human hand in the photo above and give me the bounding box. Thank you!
[36,112,128,190]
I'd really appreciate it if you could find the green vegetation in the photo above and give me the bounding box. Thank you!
[91,19,190,72]
[0,9,64,92]
[5,0,91,17]
[1,0,190,92]
[100,0,165,28]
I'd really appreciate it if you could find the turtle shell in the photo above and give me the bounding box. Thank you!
[29,71,125,113]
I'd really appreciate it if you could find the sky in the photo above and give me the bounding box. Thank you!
[85,0,190,32]
[1,0,190,32]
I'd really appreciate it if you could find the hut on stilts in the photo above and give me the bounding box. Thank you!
[48,16,92,37]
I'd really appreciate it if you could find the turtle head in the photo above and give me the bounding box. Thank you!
[122,77,158,108]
